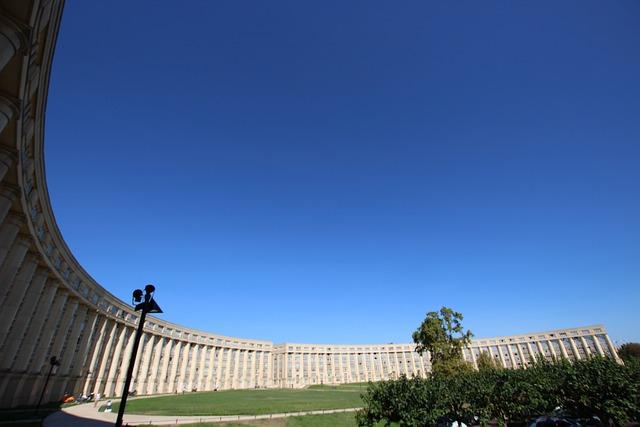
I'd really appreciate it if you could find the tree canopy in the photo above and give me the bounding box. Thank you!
[412,306,473,367]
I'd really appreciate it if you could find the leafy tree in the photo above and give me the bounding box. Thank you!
[476,351,502,371]
[618,342,640,363]
[431,358,475,377]
[412,307,473,368]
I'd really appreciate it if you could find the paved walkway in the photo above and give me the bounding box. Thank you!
[44,402,361,426]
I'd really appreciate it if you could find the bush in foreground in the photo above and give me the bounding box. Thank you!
[356,356,640,427]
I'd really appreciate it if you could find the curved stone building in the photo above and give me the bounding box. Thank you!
[0,1,621,409]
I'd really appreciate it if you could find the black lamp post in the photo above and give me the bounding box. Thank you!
[35,356,61,415]
[115,284,162,427]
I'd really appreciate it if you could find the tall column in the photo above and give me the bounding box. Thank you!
[558,340,570,359]
[249,350,256,388]
[0,253,37,345]
[231,349,241,389]
[0,214,20,267]
[469,347,478,369]
[28,289,68,373]
[138,334,157,395]
[215,348,224,390]
[224,349,233,389]
[536,341,546,360]
[206,347,217,390]
[383,351,392,379]
[166,341,183,393]
[67,310,98,393]
[257,351,265,388]
[0,186,18,227]
[114,327,137,396]
[178,343,190,392]
[104,324,128,396]
[506,345,518,368]
[525,342,536,364]
[0,147,16,182]
[0,235,30,302]
[188,345,200,391]
[0,267,47,368]
[568,338,581,360]
[579,337,592,357]
[604,335,622,363]
[592,335,605,356]
[197,345,208,391]
[547,339,558,358]
[57,306,88,376]
[83,318,110,395]
[157,338,173,394]
[28,293,74,403]
[53,306,88,397]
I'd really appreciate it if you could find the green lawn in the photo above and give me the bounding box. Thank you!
[146,411,390,427]
[116,386,366,416]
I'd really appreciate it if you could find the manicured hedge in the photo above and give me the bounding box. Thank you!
[356,357,640,427]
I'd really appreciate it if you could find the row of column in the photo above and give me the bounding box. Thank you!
[275,349,429,388]
[466,333,621,369]
[0,235,99,407]
[81,325,274,398]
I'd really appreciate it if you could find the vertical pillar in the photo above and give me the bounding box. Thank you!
[28,289,68,373]
[0,214,20,273]
[0,268,47,368]
[188,344,200,391]
[0,253,37,345]
[592,335,605,356]
[257,351,264,388]
[249,350,256,388]
[558,340,570,359]
[604,335,622,363]
[536,341,546,360]
[138,334,157,395]
[57,306,88,375]
[0,186,18,227]
[83,317,109,395]
[104,324,128,396]
[0,235,30,303]
[166,341,182,393]
[222,348,232,389]
[232,349,241,389]
[580,337,592,358]
[0,147,16,182]
[506,345,518,368]
[95,322,119,396]
[568,338,581,360]
[215,348,224,390]
[525,342,536,364]
[156,338,173,394]
[198,345,208,391]
[113,327,137,396]
[468,347,478,369]
[206,347,217,390]
[170,341,189,393]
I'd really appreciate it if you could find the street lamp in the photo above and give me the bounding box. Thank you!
[35,356,61,414]
[115,284,162,427]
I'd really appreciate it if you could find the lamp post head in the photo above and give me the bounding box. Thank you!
[144,284,155,295]
[132,289,143,303]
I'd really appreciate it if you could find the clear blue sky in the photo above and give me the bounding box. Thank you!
[45,1,640,345]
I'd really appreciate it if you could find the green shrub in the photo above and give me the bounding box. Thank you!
[356,357,640,427]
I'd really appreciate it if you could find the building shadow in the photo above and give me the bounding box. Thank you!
[44,410,114,426]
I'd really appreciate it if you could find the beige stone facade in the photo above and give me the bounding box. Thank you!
[0,1,622,409]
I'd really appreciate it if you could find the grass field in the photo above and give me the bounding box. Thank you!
[147,411,385,427]
[115,384,367,416]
